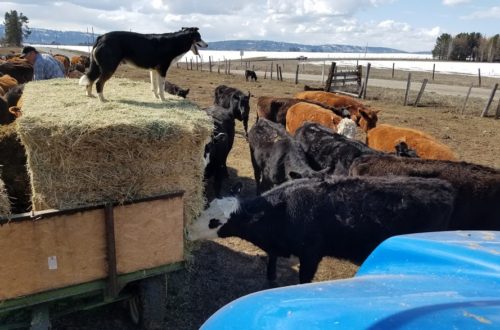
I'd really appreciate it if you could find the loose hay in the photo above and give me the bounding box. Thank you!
[16,78,213,224]
[0,174,10,216]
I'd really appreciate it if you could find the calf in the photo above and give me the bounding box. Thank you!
[203,105,236,197]
[188,176,455,283]
[245,69,257,82]
[164,80,190,98]
[365,123,458,161]
[294,91,379,132]
[349,155,500,230]
[294,122,381,175]
[214,85,250,137]
[0,74,18,96]
[54,54,70,76]
[0,59,33,84]
[256,96,301,125]
[248,118,325,194]
[0,85,24,125]
[79,27,207,102]
[286,102,346,136]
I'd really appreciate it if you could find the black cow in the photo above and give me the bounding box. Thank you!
[294,122,381,175]
[394,141,419,158]
[164,80,190,98]
[248,118,326,194]
[214,85,250,138]
[188,176,455,283]
[245,69,257,82]
[203,105,236,197]
[79,27,207,102]
[349,154,500,230]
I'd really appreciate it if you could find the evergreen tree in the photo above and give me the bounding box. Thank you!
[431,33,452,60]
[2,10,30,46]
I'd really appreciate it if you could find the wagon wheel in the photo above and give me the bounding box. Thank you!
[127,274,168,329]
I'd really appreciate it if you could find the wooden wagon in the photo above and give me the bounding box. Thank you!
[0,191,185,329]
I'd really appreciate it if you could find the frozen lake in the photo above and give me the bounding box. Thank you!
[34,45,500,78]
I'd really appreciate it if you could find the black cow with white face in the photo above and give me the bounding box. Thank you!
[188,176,455,284]
[214,85,250,138]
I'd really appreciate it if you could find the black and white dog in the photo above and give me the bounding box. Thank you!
[79,27,207,102]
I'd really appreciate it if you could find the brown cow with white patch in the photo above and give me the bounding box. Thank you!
[294,91,379,132]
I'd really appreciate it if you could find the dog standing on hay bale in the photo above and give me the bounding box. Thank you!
[79,27,207,102]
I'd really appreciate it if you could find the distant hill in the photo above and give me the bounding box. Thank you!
[0,26,414,53]
[206,40,406,53]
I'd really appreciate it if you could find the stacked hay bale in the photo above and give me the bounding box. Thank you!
[0,174,10,216]
[0,123,30,214]
[16,78,213,224]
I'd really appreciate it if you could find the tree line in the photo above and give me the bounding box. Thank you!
[1,10,31,46]
[432,32,500,62]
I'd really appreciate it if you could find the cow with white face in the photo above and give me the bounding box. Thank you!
[187,176,455,284]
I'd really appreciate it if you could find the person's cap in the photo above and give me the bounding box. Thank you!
[20,46,37,58]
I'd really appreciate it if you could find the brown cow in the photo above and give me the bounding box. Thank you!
[286,102,344,135]
[294,91,379,132]
[54,54,70,76]
[364,123,458,161]
[0,74,18,96]
[0,59,33,84]
[257,96,302,125]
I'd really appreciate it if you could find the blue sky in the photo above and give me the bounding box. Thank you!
[1,0,499,52]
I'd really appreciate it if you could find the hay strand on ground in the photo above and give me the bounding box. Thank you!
[0,173,10,216]
[16,78,213,224]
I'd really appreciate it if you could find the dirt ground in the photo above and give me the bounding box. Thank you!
[2,49,499,328]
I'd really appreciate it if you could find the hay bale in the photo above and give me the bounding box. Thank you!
[0,123,30,213]
[0,173,10,217]
[16,78,213,224]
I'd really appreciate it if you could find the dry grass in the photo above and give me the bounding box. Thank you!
[0,175,9,216]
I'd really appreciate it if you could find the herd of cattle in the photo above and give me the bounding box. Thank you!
[1,51,499,284]
[192,83,500,284]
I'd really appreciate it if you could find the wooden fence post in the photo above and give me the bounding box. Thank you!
[481,83,498,117]
[228,60,231,75]
[324,62,336,92]
[414,79,428,107]
[321,61,325,83]
[278,66,283,81]
[392,63,395,78]
[295,65,300,84]
[362,63,371,99]
[270,62,273,80]
[461,83,473,114]
[495,98,500,119]
[478,68,482,87]
[209,56,212,73]
[404,73,412,106]
[432,63,435,80]
[276,64,279,81]
[190,59,193,70]
[185,58,188,70]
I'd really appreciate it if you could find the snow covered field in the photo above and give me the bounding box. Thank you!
[34,45,500,78]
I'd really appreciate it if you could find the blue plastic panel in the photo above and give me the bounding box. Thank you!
[201,231,500,330]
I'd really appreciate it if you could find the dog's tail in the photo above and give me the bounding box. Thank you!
[79,74,90,86]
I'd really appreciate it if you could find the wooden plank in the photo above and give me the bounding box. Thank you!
[362,62,371,99]
[481,83,498,117]
[461,83,473,114]
[0,194,184,301]
[404,73,412,106]
[324,62,336,92]
[414,79,428,107]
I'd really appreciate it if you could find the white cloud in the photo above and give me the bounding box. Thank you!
[442,0,470,6]
[461,6,500,19]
